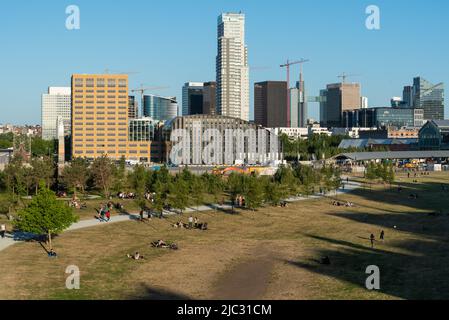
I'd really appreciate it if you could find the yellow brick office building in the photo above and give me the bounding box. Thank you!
[71,74,152,162]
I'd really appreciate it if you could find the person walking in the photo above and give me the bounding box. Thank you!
[370,234,375,248]
[105,210,111,222]
[188,216,193,229]
[380,230,385,241]
[0,224,6,238]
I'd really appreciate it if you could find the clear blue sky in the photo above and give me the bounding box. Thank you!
[0,0,448,124]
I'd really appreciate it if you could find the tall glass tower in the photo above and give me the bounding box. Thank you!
[413,77,444,121]
[216,13,249,121]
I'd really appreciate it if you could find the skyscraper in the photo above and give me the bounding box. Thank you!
[41,87,71,140]
[143,95,178,122]
[216,13,249,121]
[412,77,444,121]
[203,82,216,115]
[324,83,361,127]
[254,81,288,128]
[402,85,413,108]
[182,82,204,116]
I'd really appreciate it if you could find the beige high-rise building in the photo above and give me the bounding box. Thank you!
[71,74,152,162]
[325,83,361,127]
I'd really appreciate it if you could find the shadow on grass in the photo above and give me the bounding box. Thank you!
[129,284,191,300]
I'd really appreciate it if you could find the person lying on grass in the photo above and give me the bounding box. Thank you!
[127,252,145,260]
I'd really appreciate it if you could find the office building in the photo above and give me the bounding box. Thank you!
[182,82,204,115]
[216,13,250,121]
[324,83,361,127]
[361,96,369,109]
[203,82,216,115]
[41,87,71,140]
[128,96,138,119]
[319,89,328,127]
[412,77,444,121]
[143,95,178,122]
[342,107,424,129]
[403,85,413,107]
[71,74,152,162]
[254,81,288,128]
[289,81,308,128]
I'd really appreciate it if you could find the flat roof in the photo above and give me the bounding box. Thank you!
[332,151,449,161]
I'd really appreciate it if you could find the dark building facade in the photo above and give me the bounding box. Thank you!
[128,96,138,119]
[202,82,216,115]
[419,120,449,150]
[342,107,424,129]
[412,77,444,121]
[254,81,288,128]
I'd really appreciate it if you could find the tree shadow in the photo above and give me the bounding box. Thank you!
[127,284,191,300]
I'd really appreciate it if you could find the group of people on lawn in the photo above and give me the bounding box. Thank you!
[173,216,208,230]
[97,203,112,222]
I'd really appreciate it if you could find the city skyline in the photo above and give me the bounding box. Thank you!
[1,0,448,124]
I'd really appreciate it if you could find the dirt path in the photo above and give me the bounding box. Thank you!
[212,244,277,300]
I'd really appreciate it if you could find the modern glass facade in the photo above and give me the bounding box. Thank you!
[413,77,444,121]
[143,95,178,122]
[342,107,422,129]
[128,117,158,142]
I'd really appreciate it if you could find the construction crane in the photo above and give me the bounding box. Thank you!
[104,69,140,75]
[131,84,170,116]
[338,72,360,83]
[280,58,309,126]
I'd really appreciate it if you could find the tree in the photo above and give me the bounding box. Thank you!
[274,165,297,196]
[31,137,55,157]
[112,156,127,194]
[168,177,189,214]
[190,176,204,211]
[244,175,264,210]
[264,179,283,206]
[227,173,243,212]
[203,173,224,209]
[90,155,114,197]
[30,157,55,194]
[14,182,78,251]
[3,155,26,196]
[294,165,320,197]
[128,164,149,211]
[61,157,89,198]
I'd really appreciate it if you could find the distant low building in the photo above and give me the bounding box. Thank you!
[339,138,418,151]
[419,120,449,150]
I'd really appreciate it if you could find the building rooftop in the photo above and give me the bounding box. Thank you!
[332,150,449,161]
[339,139,418,149]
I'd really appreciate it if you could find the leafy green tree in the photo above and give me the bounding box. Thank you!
[61,157,89,198]
[227,173,243,212]
[14,182,78,251]
[203,173,224,209]
[4,155,26,196]
[190,175,204,211]
[294,165,320,196]
[168,177,189,214]
[30,157,55,194]
[90,155,115,197]
[128,164,150,211]
[244,175,264,210]
[112,156,127,194]
[0,132,13,149]
[274,165,297,196]
[263,179,283,206]
[31,137,55,157]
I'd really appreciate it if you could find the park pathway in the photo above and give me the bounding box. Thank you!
[0,179,360,254]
